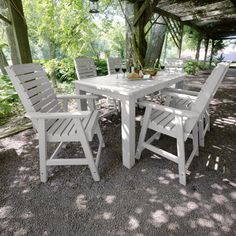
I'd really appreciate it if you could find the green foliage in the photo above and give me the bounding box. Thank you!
[183,26,202,51]
[197,61,209,70]
[183,60,199,75]
[0,76,19,124]
[184,60,213,75]
[42,58,108,82]
[95,59,108,76]
[44,58,76,83]
[22,0,125,61]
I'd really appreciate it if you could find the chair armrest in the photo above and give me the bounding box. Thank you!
[139,101,199,118]
[56,94,98,100]
[161,91,197,100]
[26,111,92,120]
[162,88,199,96]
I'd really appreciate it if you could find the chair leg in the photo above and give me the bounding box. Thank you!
[96,124,105,148]
[38,135,48,182]
[113,99,118,114]
[177,137,186,186]
[206,110,210,131]
[81,138,100,181]
[77,120,100,181]
[193,125,199,156]
[198,117,205,147]
[117,100,121,112]
[136,107,152,159]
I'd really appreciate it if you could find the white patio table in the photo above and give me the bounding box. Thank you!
[74,72,185,169]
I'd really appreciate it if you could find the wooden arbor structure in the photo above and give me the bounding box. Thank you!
[127,0,236,67]
[0,0,32,66]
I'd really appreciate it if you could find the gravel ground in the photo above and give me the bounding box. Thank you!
[0,69,235,236]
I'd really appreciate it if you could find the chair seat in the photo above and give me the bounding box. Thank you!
[46,111,98,142]
[170,98,193,109]
[149,110,188,138]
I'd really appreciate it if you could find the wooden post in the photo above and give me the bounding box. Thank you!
[8,0,32,64]
[162,31,168,65]
[145,15,167,67]
[209,39,215,68]
[178,23,183,58]
[195,37,202,61]
[204,37,209,64]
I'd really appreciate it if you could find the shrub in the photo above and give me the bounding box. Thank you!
[44,58,76,83]
[197,61,209,71]
[43,58,108,82]
[95,59,108,76]
[0,75,20,125]
[183,60,199,75]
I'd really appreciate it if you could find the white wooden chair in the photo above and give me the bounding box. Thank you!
[106,57,123,111]
[164,58,185,73]
[74,57,119,116]
[107,57,122,75]
[161,62,230,147]
[5,63,105,182]
[136,62,230,185]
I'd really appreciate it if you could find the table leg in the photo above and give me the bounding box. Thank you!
[121,98,136,169]
[75,86,88,111]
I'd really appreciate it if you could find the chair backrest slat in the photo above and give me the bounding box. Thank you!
[107,57,122,75]
[184,62,230,133]
[5,63,62,130]
[165,58,185,72]
[74,57,97,79]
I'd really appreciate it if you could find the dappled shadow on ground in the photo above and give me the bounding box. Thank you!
[0,70,236,235]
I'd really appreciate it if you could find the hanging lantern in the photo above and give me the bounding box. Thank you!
[89,0,99,13]
[189,30,193,38]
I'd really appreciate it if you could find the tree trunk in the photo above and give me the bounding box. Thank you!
[195,38,202,61]
[7,0,32,64]
[5,25,21,64]
[0,0,20,64]
[209,39,214,68]
[48,40,57,88]
[145,16,166,67]
[204,37,209,64]
[125,1,133,68]
[0,48,8,75]
[162,31,168,65]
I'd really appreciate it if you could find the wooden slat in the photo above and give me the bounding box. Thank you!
[25,83,51,98]
[21,77,49,90]
[30,88,55,105]
[40,100,59,113]
[159,114,175,128]
[47,119,66,135]
[55,119,73,136]
[152,111,171,125]
[11,63,42,75]
[18,71,46,83]
[33,95,57,111]
[63,119,76,136]
[74,58,97,80]
[107,57,122,75]
[150,110,163,120]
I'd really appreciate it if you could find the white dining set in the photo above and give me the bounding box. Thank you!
[5,58,230,185]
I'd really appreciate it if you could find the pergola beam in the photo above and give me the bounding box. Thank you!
[155,7,204,35]
[156,0,236,39]
[133,0,150,26]
[181,8,236,22]
[0,13,11,24]
[8,0,32,64]
[230,0,236,7]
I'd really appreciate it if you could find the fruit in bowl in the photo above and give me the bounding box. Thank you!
[127,72,141,80]
[143,68,158,76]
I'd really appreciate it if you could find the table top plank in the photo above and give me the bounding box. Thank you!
[75,72,185,99]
